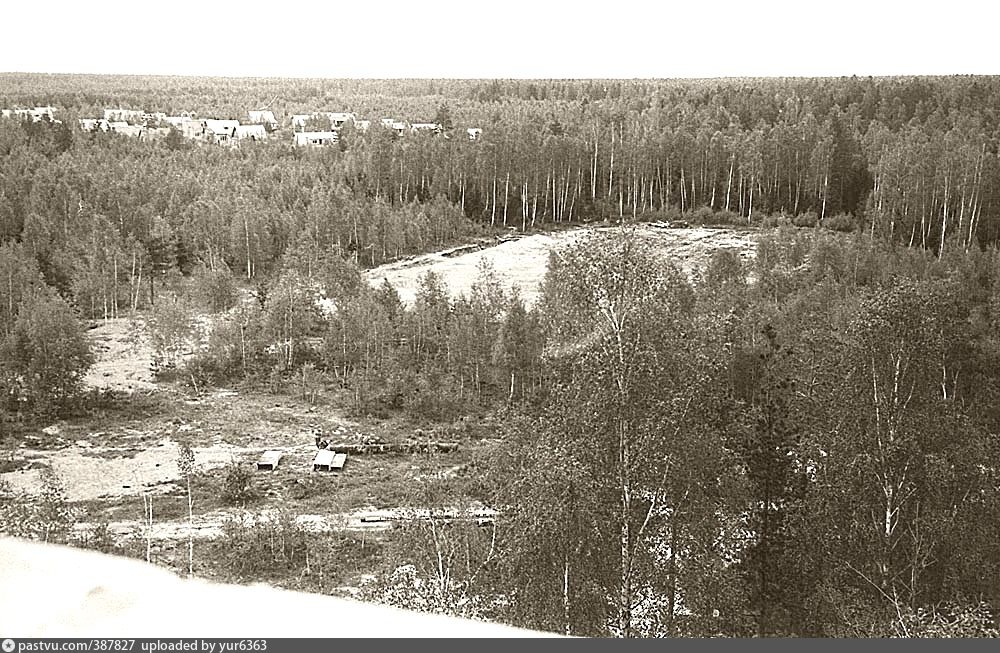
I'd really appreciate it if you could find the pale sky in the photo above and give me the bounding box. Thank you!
[2,0,998,79]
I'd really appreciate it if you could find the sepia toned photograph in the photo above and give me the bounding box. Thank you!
[1,0,999,640]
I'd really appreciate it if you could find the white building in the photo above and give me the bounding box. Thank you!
[163,116,193,128]
[180,120,205,140]
[202,119,241,143]
[291,112,355,130]
[326,112,356,128]
[3,107,57,122]
[293,131,338,147]
[380,118,407,135]
[410,122,441,134]
[235,124,267,141]
[248,110,278,129]
[79,118,111,132]
[104,108,144,123]
[467,127,483,141]
[110,123,144,138]
[290,114,313,129]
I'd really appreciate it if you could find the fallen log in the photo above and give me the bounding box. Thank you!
[326,441,460,455]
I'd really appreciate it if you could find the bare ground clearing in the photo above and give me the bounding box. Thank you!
[366,225,757,306]
[83,318,156,393]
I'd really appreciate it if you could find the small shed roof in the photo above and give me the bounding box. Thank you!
[331,453,347,470]
[313,449,335,470]
[257,450,282,470]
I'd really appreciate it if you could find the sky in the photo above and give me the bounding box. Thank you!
[1,0,998,79]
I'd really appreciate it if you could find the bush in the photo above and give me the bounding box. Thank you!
[824,213,855,232]
[689,206,715,225]
[194,266,240,313]
[704,249,747,288]
[712,209,743,226]
[74,521,118,554]
[221,463,259,506]
[1,434,21,473]
[792,211,819,228]
[405,369,464,422]
[896,602,1000,637]
[217,511,308,578]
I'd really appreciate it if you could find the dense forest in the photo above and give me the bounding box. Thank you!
[3,75,1000,295]
[2,75,1000,637]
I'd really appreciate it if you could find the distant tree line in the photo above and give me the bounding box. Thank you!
[2,76,1000,312]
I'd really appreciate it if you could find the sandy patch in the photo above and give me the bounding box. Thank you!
[2,439,260,502]
[367,226,757,306]
[83,318,157,393]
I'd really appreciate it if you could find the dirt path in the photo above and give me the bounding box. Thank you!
[74,504,499,543]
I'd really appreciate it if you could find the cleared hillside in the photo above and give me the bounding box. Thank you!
[366,225,757,306]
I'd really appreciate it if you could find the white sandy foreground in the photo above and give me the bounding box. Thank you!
[0,537,549,637]
[366,226,756,306]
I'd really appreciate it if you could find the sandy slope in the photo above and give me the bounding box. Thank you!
[83,318,157,393]
[366,225,757,306]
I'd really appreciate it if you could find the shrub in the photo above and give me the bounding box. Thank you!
[792,212,819,228]
[0,470,77,543]
[896,602,1000,637]
[221,462,259,506]
[704,249,747,288]
[1,434,21,473]
[74,521,118,554]
[217,511,308,578]
[713,209,742,226]
[824,213,855,232]
[689,206,715,225]
[194,266,240,313]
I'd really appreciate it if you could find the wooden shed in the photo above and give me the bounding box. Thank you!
[313,449,334,472]
[313,450,347,472]
[257,450,282,471]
